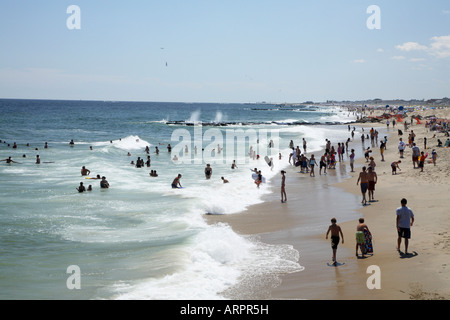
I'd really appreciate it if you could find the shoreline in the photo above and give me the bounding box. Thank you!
[205,108,450,300]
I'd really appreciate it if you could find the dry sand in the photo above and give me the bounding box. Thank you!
[206,106,450,300]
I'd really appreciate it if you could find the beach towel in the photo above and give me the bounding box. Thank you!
[362,229,373,254]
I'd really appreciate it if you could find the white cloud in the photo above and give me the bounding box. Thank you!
[391,56,406,60]
[396,35,450,58]
[396,42,427,52]
[376,48,384,53]
[352,59,365,63]
[428,35,450,58]
[443,10,450,15]
[409,58,426,62]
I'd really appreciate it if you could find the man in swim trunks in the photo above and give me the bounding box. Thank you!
[326,218,344,265]
[367,167,377,202]
[356,166,369,205]
[172,174,182,188]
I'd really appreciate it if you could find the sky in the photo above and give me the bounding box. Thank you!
[0,0,449,103]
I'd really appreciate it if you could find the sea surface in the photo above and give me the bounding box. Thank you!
[0,99,359,299]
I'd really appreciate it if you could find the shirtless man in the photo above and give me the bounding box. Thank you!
[172,174,182,189]
[326,218,344,265]
[0,157,19,164]
[356,166,369,205]
[367,167,377,202]
[81,166,90,176]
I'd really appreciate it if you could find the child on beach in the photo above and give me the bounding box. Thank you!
[326,218,344,265]
[349,149,355,172]
[356,218,371,258]
[309,155,317,177]
[431,149,437,166]
[418,151,428,172]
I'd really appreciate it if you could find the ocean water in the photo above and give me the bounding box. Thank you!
[0,99,358,299]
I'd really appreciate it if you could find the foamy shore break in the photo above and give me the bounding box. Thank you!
[206,104,450,300]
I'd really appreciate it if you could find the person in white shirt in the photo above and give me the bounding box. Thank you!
[398,138,406,158]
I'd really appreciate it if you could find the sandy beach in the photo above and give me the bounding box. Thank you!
[206,106,450,300]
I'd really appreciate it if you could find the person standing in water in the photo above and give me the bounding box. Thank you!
[100,176,110,189]
[204,164,212,179]
[281,170,287,203]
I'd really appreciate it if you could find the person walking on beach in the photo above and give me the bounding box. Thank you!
[356,218,371,258]
[398,138,406,158]
[326,218,344,265]
[320,153,327,175]
[396,198,414,254]
[367,167,377,202]
[411,143,420,169]
[281,170,287,203]
[418,151,428,172]
[357,166,369,205]
[379,140,386,162]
